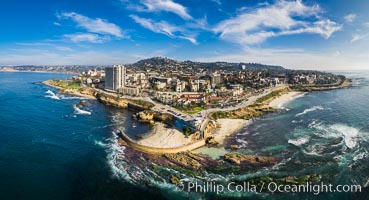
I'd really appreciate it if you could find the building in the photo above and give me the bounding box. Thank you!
[105,65,126,91]
[211,72,222,87]
[230,84,243,96]
[120,85,140,96]
[153,77,172,90]
[179,93,205,104]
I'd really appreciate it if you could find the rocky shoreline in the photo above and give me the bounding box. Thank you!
[42,78,352,192]
[42,80,154,110]
[291,78,351,92]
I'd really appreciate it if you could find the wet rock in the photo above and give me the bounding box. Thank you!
[284,176,298,184]
[78,100,88,107]
[163,152,205,169]
[205,136,219,146]
[230,145,239,150]
[133,110,175,125]
[224,153,277,166]
[170,174,180,185]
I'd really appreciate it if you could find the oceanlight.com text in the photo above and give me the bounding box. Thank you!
[183,181,362,195]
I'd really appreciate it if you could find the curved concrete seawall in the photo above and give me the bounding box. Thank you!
[118,131,206,154]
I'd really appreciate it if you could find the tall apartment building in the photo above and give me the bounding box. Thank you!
[105,65,126,91]
[211,72,222,86]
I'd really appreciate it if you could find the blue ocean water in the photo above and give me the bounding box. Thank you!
[1,71,369,200]
[225,71,369,199]
[0,72,160,200]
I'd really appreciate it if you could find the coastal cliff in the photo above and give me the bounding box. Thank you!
[43,80,154,110]
[291,77,351,92]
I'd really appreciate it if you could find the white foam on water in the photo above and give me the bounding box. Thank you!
[73,105,92,115]
[330,124,359,149]
[353,151,368,161]
[237,130,249,136]
[96,132,134,183]
[45,90,60,100]
[302,147,323,156]
[364,179,369,188]
[295,106,324,117]
[288,136,310,146]
[310,122,365,150]
[60,95,87,100]
[236,138,248,148]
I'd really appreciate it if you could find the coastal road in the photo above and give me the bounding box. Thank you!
[196,85,288,118]
[93,85,287,129]
[196,85,288,136]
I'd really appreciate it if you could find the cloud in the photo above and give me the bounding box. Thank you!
[63,33,110,43]
[213,0,341,46]
[210,0,221,5]
[344,13,357,23]
[53,22,61,26]
[16,42,53,46]
[124,0,192,20]
[196,47,367,70]
[351,33,368,43]
[58,12,127,38]
[280,19,342,39]
[130,15,198,44]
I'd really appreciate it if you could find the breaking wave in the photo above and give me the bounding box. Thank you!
[309,122,363,149]
[95,132,133,182]
[330,124,359,149]
[295,106,324,117]
[73,105,92,115]
[45,90,60,100]
[236,138,248,148]
[45,90,87,100]
[288,136,310,147]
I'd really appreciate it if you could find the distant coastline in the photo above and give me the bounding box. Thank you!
[0,69,78,74]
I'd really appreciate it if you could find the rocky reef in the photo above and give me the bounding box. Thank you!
[119,138,325,194]
[223,153,277,166]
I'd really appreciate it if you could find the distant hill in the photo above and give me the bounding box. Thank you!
[1,57,286,72]
[131,57,179,68]
[130,57,285,71]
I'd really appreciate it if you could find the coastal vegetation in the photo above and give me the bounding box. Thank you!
[210,88,292,120]
[290,76,350,91]
[43,80,155,110]
[50,79,81,89]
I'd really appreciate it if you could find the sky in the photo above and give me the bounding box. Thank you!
[0,0,369,70]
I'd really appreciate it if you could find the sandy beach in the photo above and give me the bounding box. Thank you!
[268,91,305,109]
[213,119,249,145]
[138,123,192,148]
[205,91,305,146]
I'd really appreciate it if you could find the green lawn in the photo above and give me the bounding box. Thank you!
[52,80,81,89]
[185,106,203,114]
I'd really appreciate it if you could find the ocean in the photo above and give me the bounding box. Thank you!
[0,71,368,200]
[0,72,161,200]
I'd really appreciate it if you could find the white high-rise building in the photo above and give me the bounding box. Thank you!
[211,72,222,87]
[105,65,126,91]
